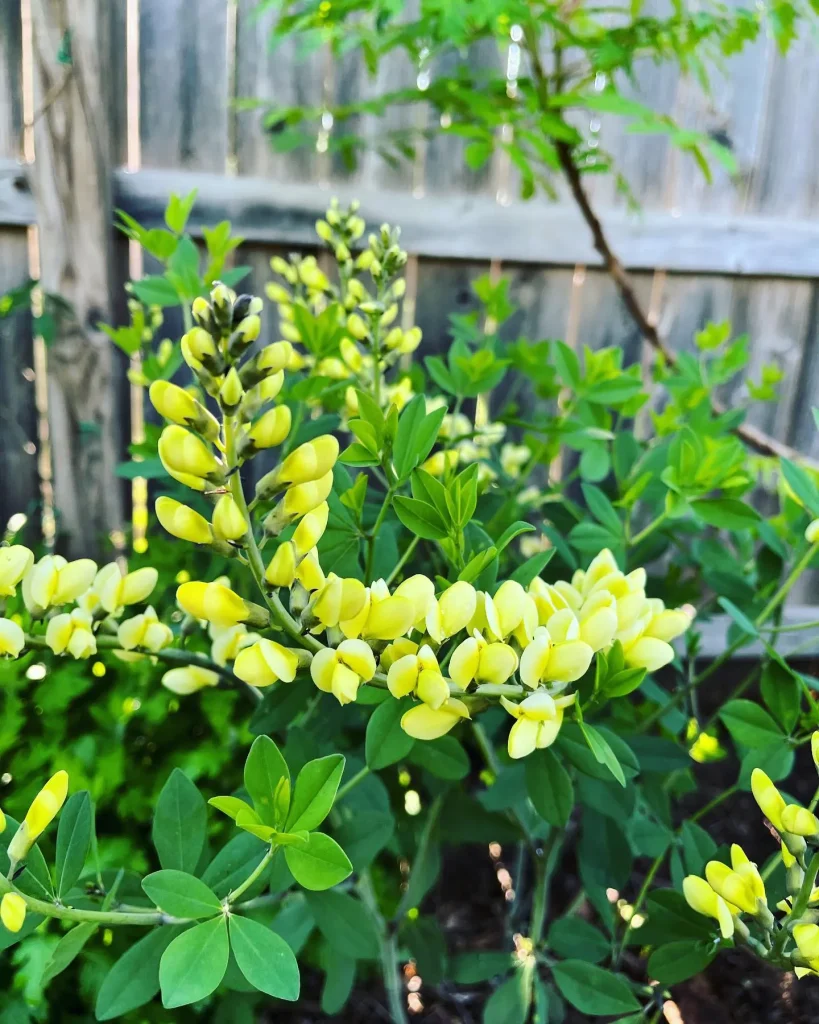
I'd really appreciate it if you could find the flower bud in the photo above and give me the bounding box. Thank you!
[191,297,212,326]
[346,313,368,340]
[149,381,219,440]
[283,471,334,518]
[812,731,819,772]
[293,502,329,557]
[781,804,819,838]
[7,771,68,868]
[162,666,220,695]
[241,405,292,455]
[177,580,269,629]
[155,496,213,545]
[315,219,332,242]
[1,893,26,933]
[265,542,297,588]
[751,768,786,831]
[808,520,819,544]
[278,435,340,487]
[219,367,244,413]
[212,494,248,542]
[159,425,224,483]
[0,618,25,658]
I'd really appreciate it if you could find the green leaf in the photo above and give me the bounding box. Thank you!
[579,722,626,786]
[286,754,345,833]
[393,495,449,540]
[483,969,531,1024]
[209,795,255,823]
[201,833,268,899]
[717,597,759,637]
[320,943,356,1015]
[509,548,555,587]
[244,735,290,827]
[451,951,515,983]
[691,498,761,530]
[525,748,574,827]
[131,275,181,307]
[229,914,300,1000]
[42,922,97,986]
[680,820,717,875]
[553,340,581,389]
[95,926,182,1020]
[366,696,415,769]
[153,769,207,873]
[394,395,446,480]
[305,890,380,959]
[582,484,622,535]
[164,189,198,235]
[284,832,353,891]
[160,916,230,1008]
[647,940,716,985]
[547,917,609,964]
[781,458,819,515]
[761,660,801,733]
[55,791,93,897]
[142,870,222,919]
[719,699,782,748]
[409,736,470,780]
[551,961,639,1016]
[494,521,536,555]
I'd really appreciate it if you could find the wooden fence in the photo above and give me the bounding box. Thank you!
[2,0,819,570]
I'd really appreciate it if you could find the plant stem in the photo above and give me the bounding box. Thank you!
[227,845,277,904]
[336,765,370,801]
[614,852,664,965]
[630,511,669,548]
[386,535,420,585]
[358,869,407,1024]
[367,486,396,581]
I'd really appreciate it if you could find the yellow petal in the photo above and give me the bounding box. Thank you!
[162,666,220,695]
[393,575,436,625]
[401,698,470,740]
[0,893,26,933]
[519,629,551,688]
[310,647,338,693]
[508,718,540,759]
[477,643,518,684]
[438,581,477,638]
[45,614,73,655]
[362,595,416,641]
[337,639,376,681]
[624,636,674,672]
[416,668,449,710]
[0,618,25,658]
[449,637,480,689]
[387,655,419,699]
[546,640,593,683]
[120,567,158,606]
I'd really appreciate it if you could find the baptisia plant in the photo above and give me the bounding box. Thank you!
[2,199,819,1023]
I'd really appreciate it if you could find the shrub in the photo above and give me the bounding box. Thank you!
[1,200,818,1020]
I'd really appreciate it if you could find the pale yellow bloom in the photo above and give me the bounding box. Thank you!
[807,519,819,544]
[209,623,259,666]
[519,619,593,689]
[234,639,301,688]
[117,606,173,653]
[449,632,518,689]
[421,450,458,476]
[293,502,329,558]
[392,575,436,628]
[176,580,266,629]
[159,425,223,484]
[682,875,735,939]
[7,771,68,868]
[155,496,213,545]
[23,555,97,613]
[751,768,786,832]
[340,580,416,642]
[149,380,219,439]
[0,893,26,933]
[0,545,34,597]
[500,691,576,759]
[401,697,470,740]
[162,665,220,695]
[308,574,367,631]
[387,644,449,709]
[212,495,248,542]
[46,610,97,659]
[265,542,297,588]
[0,618,25,658]
[244,405,292,452]
[426,581,478,644]
[93,563,158,615]
[311,639,376,705]
[781,804,819,837]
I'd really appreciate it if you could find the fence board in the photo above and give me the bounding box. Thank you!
[0,0,37,531]
[139,0,229,171]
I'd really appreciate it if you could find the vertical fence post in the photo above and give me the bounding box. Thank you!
[29,0,123,558]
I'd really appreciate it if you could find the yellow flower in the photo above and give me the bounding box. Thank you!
[704,849,764,916]
[0,808,5,833]
[94,563,158,615]
[387,644,449,708]
[0,893,26,933]
[310,639,376,705]
[149,380,219,439]
[682,875,734,939]
[519,619,593,689]
[307,574,367,631]
[474,581,538,645]
[812,731,819,771]
[795,923,819,961]
[176,580,268,629]
[155,497,213,545]
[751,768,786,832]
[7,771,68,868]
[401,697,470,740]
[234,638,303,688]
[46,610,97,659]
[0,545,34,597]
[781,804,819,837]
[159,425,224,485]
[806,519,819,544]
[421,450,458,476]
[161,666,220,695]
[181,326,218,371]
[277,435,340,488]
[265,542,297,589]
[500,443,530,479]
[209,623,259,666]
[117,607,173,653]
[0,618,25,658]
[340,580,417,642]
[256,340,293,375]
[295,549,325,592]
[23,555,97,613]
[426,581,477,644]
[500,691,575,759]
[449,632,518,689]
[282,471,335,519]
[392,575,436,629]
[243,405,292,452]
[380,638,419,671]
[212,494,248,542]
[292,502,329,558]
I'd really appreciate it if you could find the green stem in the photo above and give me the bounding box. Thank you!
[23,633,261,703]
[227,845,277,904]
[614,852,664,965]
[472,721,535,843]
[367,486,396,581]
[630,510,669,547]
[765,619,819,634]
[386,535,420,585]
[336,766,370,801]
[358,870,407,1024]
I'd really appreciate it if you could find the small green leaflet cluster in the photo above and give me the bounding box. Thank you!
[341,389,446,478]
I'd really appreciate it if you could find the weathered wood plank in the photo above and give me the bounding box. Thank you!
[0,0,38,530]
[139,0,228,171]
[29,0,124,557]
